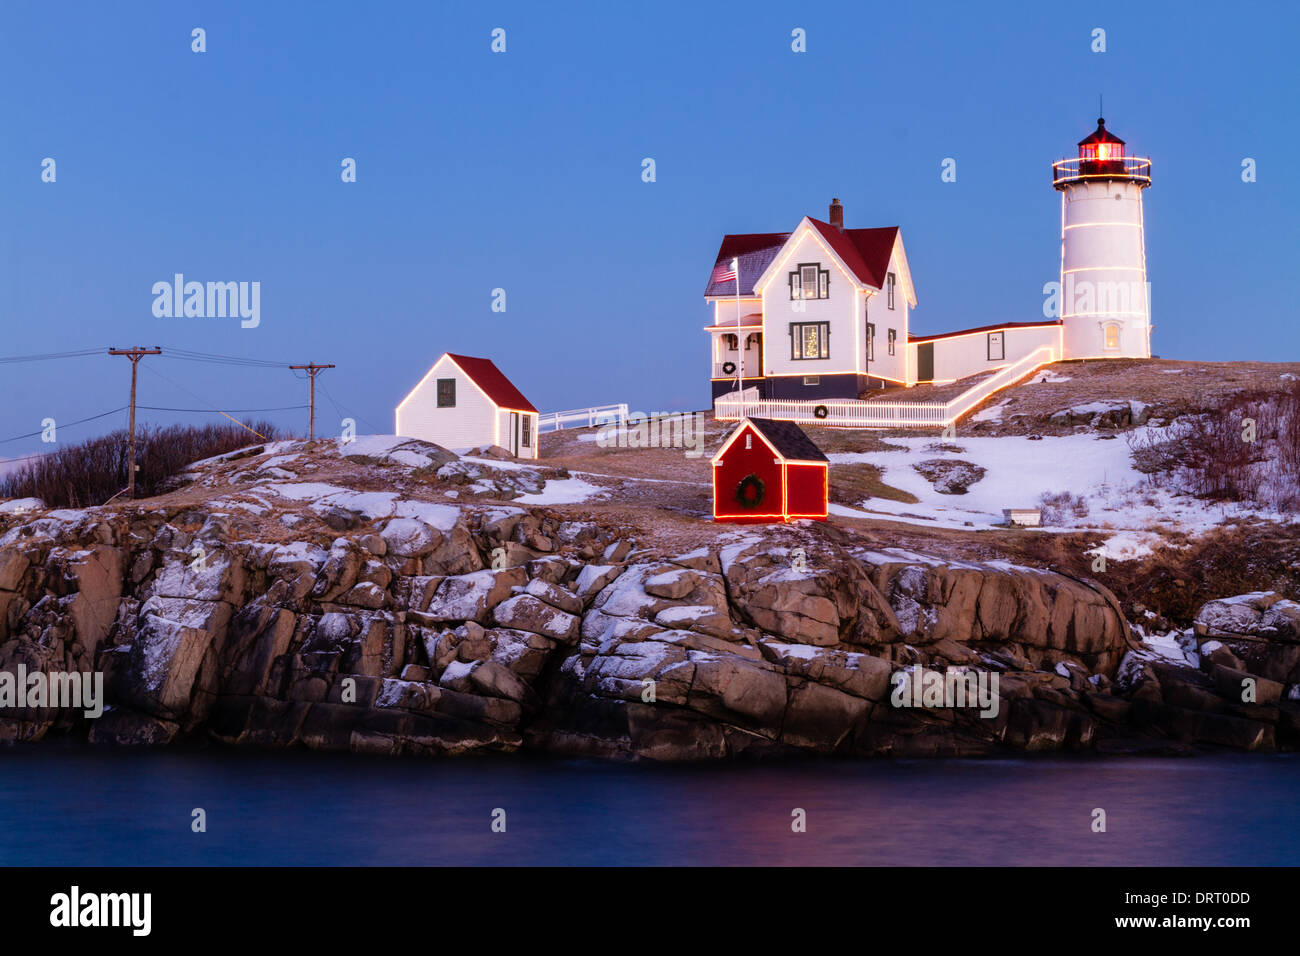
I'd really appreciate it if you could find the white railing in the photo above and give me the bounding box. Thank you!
[539,403,629,433]
[714,346,1057,429]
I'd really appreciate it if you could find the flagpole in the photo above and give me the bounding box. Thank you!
[733,257,743,419]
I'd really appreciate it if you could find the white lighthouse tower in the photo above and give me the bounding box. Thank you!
[1053,117,1152,359]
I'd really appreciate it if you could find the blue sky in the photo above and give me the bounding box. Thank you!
[2,0,1297,458]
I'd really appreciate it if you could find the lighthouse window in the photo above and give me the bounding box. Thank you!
[887,273,896,309]
[1104,325,1120,350]
[790,322,829,360]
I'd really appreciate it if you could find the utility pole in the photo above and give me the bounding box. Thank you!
[289,363,335,440]
[108,346,162,499]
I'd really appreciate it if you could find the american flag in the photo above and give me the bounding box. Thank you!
[715,258,738,284]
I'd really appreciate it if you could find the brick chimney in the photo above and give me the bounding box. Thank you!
[829,197,844,231]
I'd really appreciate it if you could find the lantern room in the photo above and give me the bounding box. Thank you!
[1079,117,1125,163]
[1053,117,1151,189]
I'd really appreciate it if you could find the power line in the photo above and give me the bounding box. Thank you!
[319,383,385,435]
[0,348,109,364]
[157,347,296,369]
[139,362,271,440]
[0,406,129,445]
[138,404,308,413]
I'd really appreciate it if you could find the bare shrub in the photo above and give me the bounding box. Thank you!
[0,421,278,508]
[1128,382,1300,512]
[1038,490,1089,525]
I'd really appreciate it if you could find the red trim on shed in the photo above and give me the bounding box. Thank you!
[711,420,828,523]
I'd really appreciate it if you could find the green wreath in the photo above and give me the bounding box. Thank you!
[735,473,766,510]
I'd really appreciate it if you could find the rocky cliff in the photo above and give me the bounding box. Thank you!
[1,437,1296,758]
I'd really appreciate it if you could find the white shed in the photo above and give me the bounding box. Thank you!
[395,352,540,459]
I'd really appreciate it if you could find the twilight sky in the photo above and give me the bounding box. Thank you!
[2,0,1296,459]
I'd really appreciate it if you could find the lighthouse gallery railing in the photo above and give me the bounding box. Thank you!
[1052,156,1152,188]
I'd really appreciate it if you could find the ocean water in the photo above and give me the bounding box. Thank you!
[0,748,1295,866]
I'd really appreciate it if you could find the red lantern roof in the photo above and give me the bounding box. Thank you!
[1078,117,1126,147]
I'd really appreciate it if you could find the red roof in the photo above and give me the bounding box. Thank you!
[444,353,538,413]
[808,220,899,289]
[705,222,901,297]
[908,320,1061,343]
[1078,117,1125,147]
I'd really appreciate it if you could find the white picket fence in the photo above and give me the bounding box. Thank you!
[538,403,629,433]
[714,346,1057,429]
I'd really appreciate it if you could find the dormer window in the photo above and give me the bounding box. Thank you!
[790,263,829,300]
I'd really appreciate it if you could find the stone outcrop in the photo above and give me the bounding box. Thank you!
[0,470,1294,759]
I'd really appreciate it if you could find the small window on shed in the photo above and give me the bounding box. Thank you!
[436,378,456,408]
[522,416,532,447]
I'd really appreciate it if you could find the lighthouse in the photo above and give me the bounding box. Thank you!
[1053,117,1152,360]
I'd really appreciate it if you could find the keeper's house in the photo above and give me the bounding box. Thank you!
[712,417,828,523]
[703,119,1152,403]
[705,198,1058,401]
[396,352,540,459]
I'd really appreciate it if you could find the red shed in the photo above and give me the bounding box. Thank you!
[712,417,829,523]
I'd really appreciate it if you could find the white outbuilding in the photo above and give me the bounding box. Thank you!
[395,352,540,458]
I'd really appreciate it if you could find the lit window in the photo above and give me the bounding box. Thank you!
[1104,325,1120,350]
[790,322,829,360]
[790,263,829,300]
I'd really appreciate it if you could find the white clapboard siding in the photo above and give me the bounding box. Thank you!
[396,355,499,452]
[496,407,540,459]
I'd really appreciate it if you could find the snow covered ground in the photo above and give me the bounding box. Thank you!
[828,430,1292,547]
[515,476,608,505]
